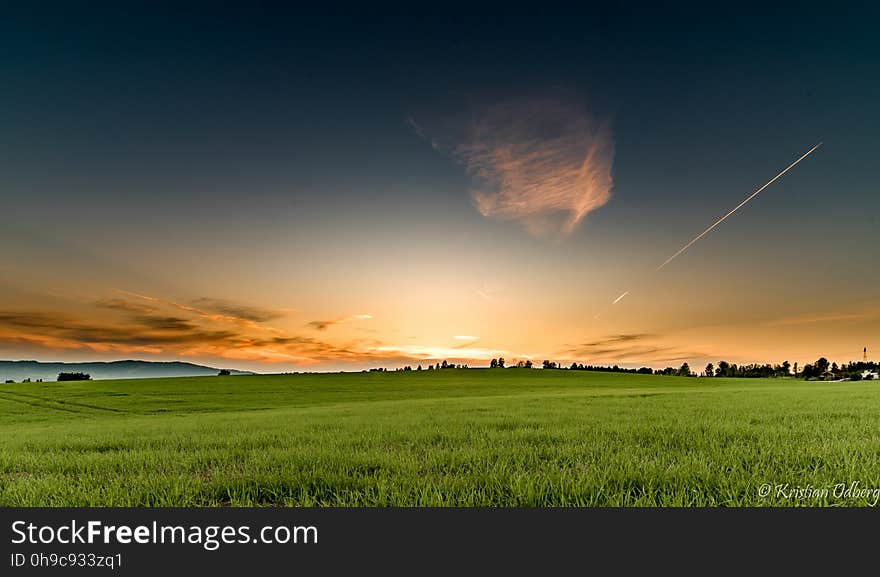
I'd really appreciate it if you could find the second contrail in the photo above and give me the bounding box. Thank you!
[613,142,822,304]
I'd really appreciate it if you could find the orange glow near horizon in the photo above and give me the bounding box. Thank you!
[1,279,877,373]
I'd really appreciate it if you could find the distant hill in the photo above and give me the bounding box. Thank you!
[0,360,254,382]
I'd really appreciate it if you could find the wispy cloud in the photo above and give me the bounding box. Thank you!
[117,291,289,330]
[307,314,372,331]
[561,334,707,364]
[373,344,506,361]
[0,307,376,365]
[132,315,198,332]
[0,293,517,368]
[455,96,614,237]
[0,311,236,348]
[95,298,158,315]
[764,309,880,327]
[576,334,654,350]
[476,283,507,304]
[406,115,441,151]
[190,298,289,323]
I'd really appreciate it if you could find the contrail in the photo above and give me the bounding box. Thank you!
[655,142,822,272]
[612,291,630,305]
[612,142,822,304]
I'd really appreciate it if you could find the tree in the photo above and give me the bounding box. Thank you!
[490,358,498,368]
[542,360,551,369]
[716,361,730,377]
[524,360,533,369]
[793,362,798,377]
[497,357,505,368]
[816,357,830,374]
[417,365,422,371]
[441,360,448,369]
[801,363,818,379]
[781,361,791,376]
[705,363,714,378]
[58,372,91,381]
[218,369,231,376]
[678,363,691,377]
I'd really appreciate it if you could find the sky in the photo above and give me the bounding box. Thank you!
[1,3,879,372]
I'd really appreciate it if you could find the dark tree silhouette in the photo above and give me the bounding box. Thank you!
[58,372,91,381]
[781,361,791,376]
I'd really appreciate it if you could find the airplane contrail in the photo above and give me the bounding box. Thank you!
[655,142,822,271]
[612,142,822,304]
[612,291,630,305]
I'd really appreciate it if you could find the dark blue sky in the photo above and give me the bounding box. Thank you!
[2,3,876,214]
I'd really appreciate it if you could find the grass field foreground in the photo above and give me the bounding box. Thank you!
[2,369,879,506]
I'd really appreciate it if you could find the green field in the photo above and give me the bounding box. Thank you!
[2,370,879,506]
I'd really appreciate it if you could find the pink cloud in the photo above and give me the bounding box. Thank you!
[456,97,614,237]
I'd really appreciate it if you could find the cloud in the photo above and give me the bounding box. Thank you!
[190,298,288,323]
[476,284,506,304]
[0,299,385,365]
[132,315,198,332]
[0,308,374,364]
[764,309,880,327]
[373,344,507,361]
[452,335,479,349]
[307,314,372,331]
[117,291,288,330]
[0,312,236,347]
[95,298,157,314]
[407,115,441,151]
[565,334,663,358]
[407,116,426,140]
[455,97,614,237]
[559,331,711,366]
[577,334,654,349]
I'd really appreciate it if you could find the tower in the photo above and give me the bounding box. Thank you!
[865,347,868,363]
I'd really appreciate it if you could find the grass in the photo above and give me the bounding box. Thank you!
[2,369,880,506]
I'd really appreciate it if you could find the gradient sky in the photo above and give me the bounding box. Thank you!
[2,4,878,372]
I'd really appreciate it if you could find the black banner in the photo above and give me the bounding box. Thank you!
[0,508,872,574]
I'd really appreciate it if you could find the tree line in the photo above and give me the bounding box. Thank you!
[485,358,879,381]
